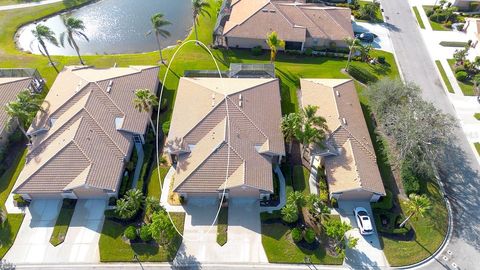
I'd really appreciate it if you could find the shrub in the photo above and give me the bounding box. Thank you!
[291,227,303,242]
[251,46,263,56]
[444,21,452,28]
[319,190,329,204]
[160,98,168,112]
[455,71,468,81]
[377,56,386,64]
[426,9,434,17]
[13,194,28,206]
[304,228,316,244]
[124,226,137,240]
[454,66,466,73]
[430,13,447,23]
[305,48,313,56]
[281,202,299,223]
[372,189,393,210]
[139,225,153,242]
[401,163,420,195]
[162,120,170,136]
[348,64,378,84]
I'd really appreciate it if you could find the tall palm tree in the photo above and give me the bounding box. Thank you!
[399,193,432,227]
[133,89,159,134]
[358,43,372,62]
[32,24,59,73]
[266,31,285,63]
[298,123,326,159]
[302,105,328,129]
[5,90,43,139]
[281,113,301,154]
[345,37,361,71]
[148,13,171,64]
[192,0,211,42]
[60,16,89,65]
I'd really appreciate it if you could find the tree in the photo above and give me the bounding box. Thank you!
[60,16,89,65]
[4,90,43,139]
[345,37,361,71]
[133,89,159,134]
[32,24,59,73]
[148,13,171,63]
[298,121,326,159]
[302,105,328,129]
[305,193,330,217]
[266,31,285,63]
[453,47,468,64]
[144,196,163,223]
[399,193,432,227]
[192,0,210,42]
[149,210,176,245]
[358,43,373,62]
[281,202,299,223]
[281,113,302,154]
[358,2,378,21]
[324,219,358,256]
[115,188,144,220]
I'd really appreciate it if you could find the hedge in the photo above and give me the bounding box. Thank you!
[348,64,378,84]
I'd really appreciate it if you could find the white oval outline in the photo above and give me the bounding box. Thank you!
[155,39,231,241]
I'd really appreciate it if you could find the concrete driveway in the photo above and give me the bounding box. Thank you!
[352,21,394,53]
[5,199,106,264]
[175,198,267,265]
[337,201,388,270]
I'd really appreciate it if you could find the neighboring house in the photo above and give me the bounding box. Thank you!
[215,0,353,50]
[300,79,385,202]
[165,77,285,199]
[0,69,44,146]
[464,18,480,54]
[450,0,480,11]
[13,66,159,200]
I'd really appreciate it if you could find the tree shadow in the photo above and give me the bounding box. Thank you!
[172,247,202,269]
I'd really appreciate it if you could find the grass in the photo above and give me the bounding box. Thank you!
[412,7,425,29]
[49,199,76,246]
[439,41,469,47]
[0,214,24,259]
[292,165,310,195]
[0,148,26,206]
[474,113,480,120]
[435,60,455,93]
[99,212,185,262]
[216,207,228,246]
[422,6,452,31]
[447,59,476,96]
[357,1,384,23]
[475,142,480,155]
[146,165,170,200]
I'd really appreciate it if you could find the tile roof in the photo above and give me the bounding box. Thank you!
[300,79,385,195]
[167,77,285,194]
[223,0,353,42]
[14,65,159,195]
[0,77,34,136]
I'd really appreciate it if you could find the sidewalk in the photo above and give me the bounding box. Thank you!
[0,0,62,11]
[159,166,185,213]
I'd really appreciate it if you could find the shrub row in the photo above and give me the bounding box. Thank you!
[348,64,378,84]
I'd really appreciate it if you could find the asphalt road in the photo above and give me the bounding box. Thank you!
[379,0,480,269]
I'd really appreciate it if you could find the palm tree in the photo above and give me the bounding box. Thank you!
[345,37,361,71]
[148,13,171,64]
[399,193,432,227]
[115,198,136,220]
[60,16,89,65]
[358,43,372,62]
[298,123,326,159]
[32,24,59,73]
[281,202,299,223]
[125,188,145,210]
[281,113,301,154]
[192,0,211,42]
[266,31,285,63]
[133,89,159,134]
[5,90,43,139]
[302,105,328,129]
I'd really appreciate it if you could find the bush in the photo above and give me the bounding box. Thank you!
[455,71,468,81]
[160,98,168,112]
[251,46,263,56]
[13,194,28,206]
[304,228,316,244]
[426,9,434,17]
[429,13,447,23]
[348,64,378,84]
[162,121,170,136]
[124,226,137,240]
[444,21,452,28]
[454,65,466,73]
[304,48,313,56]
[372,189,393,210]
[281,202,299,223]
[401,163,420,195]
[377,56,386,64]
[291,227,303,242]
[139,225,153,242]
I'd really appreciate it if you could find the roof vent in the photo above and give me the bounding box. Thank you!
[336,90,340,97]
[75,81,82,92]
[239,100,243,107]
[106,80,113,93]
[239,93,242,100]
[342,117,347,125]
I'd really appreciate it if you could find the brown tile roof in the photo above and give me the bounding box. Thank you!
[0,77,34,136]
[223,0,353,43]
[14,65,159,195]
[300,79,385,195]
[166,78,285,194]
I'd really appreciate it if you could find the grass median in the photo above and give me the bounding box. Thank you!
[435,60,455,93]
[412,7,425,29]
[50,199,77,246]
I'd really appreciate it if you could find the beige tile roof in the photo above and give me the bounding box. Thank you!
[300,79,385,195]
[14,65,159,195]
[167,77,285,194]
[223,0,353,43]
[0,77,34,136]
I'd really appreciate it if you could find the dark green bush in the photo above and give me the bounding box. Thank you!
[139,225,152,242]
[251,46,263,56]
[124,226,137,240]
[455,71,468,81]
[162,120,170,136]
[426,9,434,17]
[429,13,447,23]
[118,174,130,197]
[348,64,378,84]
[291,227,303,242]
[305,48,313,56]
[160,98,168,112]
[454,65,466,73]
[304,228,316,244]
[372,189,393,210]
[401,163,420,195]
[377,56,386,64]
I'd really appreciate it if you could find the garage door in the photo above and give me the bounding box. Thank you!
[338,189,373,201]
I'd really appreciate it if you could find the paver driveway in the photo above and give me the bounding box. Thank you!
[5,199,106,264]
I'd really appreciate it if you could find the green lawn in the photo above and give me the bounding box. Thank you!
[216,207,228,246]
[0,214,24,258]
[475,143,480,155]
[412,7,425,29]
[0,0,27,6]
[292,165,310,195]
[474,113,480,120]
[50,199,76,246]
[146,165,170,199]
[435,60,455,93]
[99,212,185,262]
[422,6,452,31]
[0,148,26,206]
[447,59,476,96]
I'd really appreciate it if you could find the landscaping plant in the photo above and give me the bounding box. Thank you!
[324,219,358,256]
[291,227,303,242]
[124,225,137,241]
[304,228,316,244]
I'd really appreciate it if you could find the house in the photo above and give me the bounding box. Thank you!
[300,79,385,202]
[450,0,480,11]
[12,65,159,200]
[165,77,285,199]
[215,0,354,50]
[0,69,44,146]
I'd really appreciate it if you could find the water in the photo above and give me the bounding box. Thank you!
[16,0,193,55]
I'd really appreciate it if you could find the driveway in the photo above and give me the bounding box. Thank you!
[337,201,388,270]
[5,199,106,264]
[352,21,394,53]
[175,198,267,265]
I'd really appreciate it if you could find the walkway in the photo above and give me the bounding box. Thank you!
[159,166,185,212]
[260,165,286,212]
[130,141,144,189]
[0,0,62,11]
[308,155,321,195]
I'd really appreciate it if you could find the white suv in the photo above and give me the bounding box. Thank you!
[354,207,374,235]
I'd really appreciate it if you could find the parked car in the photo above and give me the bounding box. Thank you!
[355,32,377,43]
[353,207,374,235]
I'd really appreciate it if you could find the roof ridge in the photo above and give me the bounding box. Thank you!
[182,99,226,144]
[49,81,89,119]
[341,126,376,160]
[293,4,330,38]
[317,7,350,36]
[271,2,296,28]
[225,96,269,141]
[92,81,126,117]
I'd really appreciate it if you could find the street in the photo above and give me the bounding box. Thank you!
[379,0,480,269]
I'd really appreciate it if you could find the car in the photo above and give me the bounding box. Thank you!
[353,207,374,235]
[355,32,377,43]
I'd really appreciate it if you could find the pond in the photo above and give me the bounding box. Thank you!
[16,0,193,56]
